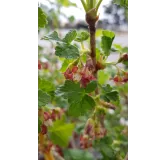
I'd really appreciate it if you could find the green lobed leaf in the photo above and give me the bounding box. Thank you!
[38,7,48,29]
[55,42,80,59]
[101,30,115,56]
[41,30,61,41]
[68,94,95,117]
[75,31,90,42]
[100,85,119,102]
[85,80,97,93]
[56,80,95,116]
[48,118,74,147]
[62,30,77,44]
[55,80,85,102]
[106,91,119,101]
[38,89,51,107]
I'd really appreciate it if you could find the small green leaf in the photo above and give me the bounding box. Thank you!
[101,90,119,102]
[106,90,119,101]
[63,30,77,44]
[96,48,101,61]
[38,89,51,107]
[75,31,90,42]
[41,30,61,41]
[113,44,123,51]
[101,30,115,56]
[100,84,119,102]
[98,70,110,85]
[102,30,115,38]
[38,7,47,29]
[68,16,75,23]
[85,80,97,93]
[48,118,74,147]
[55,42,80,59]
[101,84,113,92]
[68,94,95,117]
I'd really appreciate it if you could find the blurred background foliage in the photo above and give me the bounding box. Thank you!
[38,0,128,159]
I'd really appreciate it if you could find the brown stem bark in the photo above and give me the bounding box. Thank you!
[89,23,96,71]
[87,21,99,94]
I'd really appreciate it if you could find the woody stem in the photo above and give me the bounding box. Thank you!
[88,22,96,71]
[87,20,99,94]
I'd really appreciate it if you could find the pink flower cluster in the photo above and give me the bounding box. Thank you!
[64,66,96,87]
[80,118,107,148]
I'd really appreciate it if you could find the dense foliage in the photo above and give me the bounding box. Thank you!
[38,0,128,160]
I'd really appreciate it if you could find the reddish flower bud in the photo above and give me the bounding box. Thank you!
[84,118,95,138]
[38,60,42,70]
[55,145,64,157]
[80,77,90,87]
[118,53,128,63]
[43,112,51,121]
[122,77,128,82]
[122,72,128,82]
[113,75,122,82]
[80,135,90,149]
[41,124,47,135]
[64,68,73,80]
[122,53,128,61]
[72,66,78,73]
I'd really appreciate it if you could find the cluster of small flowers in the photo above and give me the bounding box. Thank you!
[64,65,96,87]
[80,118,107,149]
[40,108,64,135]
[38,60,49,70]
[113,72,128,83]
[38,108,64,157]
